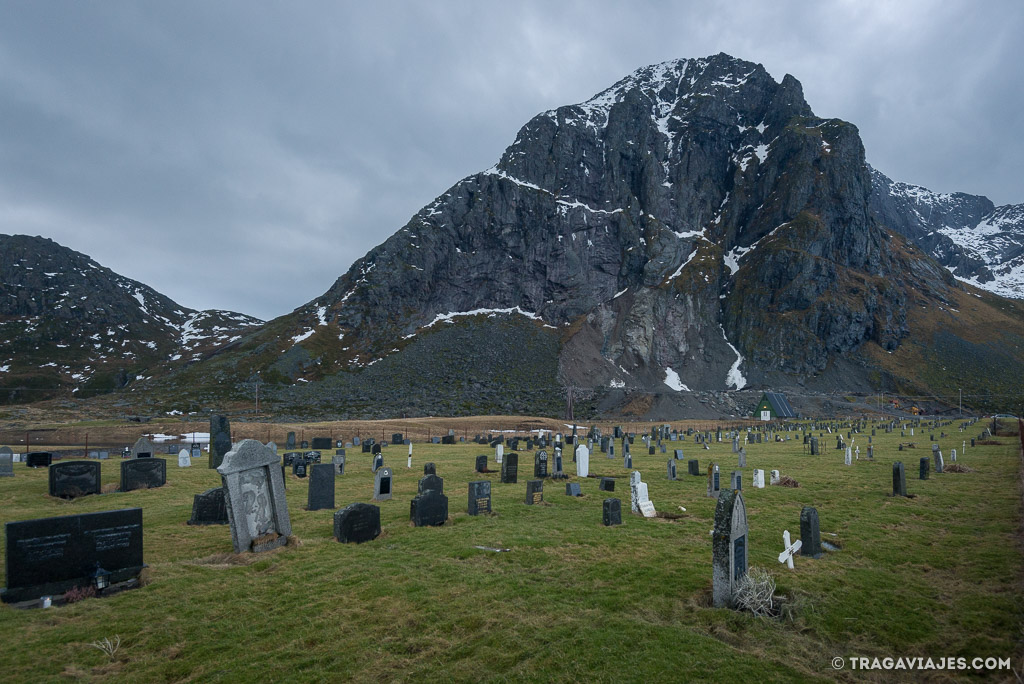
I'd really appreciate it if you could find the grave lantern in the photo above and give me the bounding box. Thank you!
[90,562,111,593]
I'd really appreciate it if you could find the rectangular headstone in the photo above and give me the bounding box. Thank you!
[2,508,145,603]
[332,455,346,476]
[373,467,393,501]
[311,437,332,450]
[120,458,167,492]
[49,461,102,499]
[0,448,12,477]
[525,480,543,505]
[501,453,518,484]
[410,489,448,527]
[534,451,548,478]
[599,477,615,492]
[467,480,491,515]
[892,461,907,497]
[188,487,228,525]
[800,507,823,558]
[566,482,582,497]
[603,498,622,526]
[306,463,335,511]
[688,459,699,476]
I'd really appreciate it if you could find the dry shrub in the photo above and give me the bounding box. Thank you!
[976,439,1002,446]
[64,584,96,603]
[774,476,800,487]
[734,567,780,618]
[943,463,973,473]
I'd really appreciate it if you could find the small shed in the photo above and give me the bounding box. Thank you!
[755,392,796,421]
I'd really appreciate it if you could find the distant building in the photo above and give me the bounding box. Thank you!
[754,392,796,421]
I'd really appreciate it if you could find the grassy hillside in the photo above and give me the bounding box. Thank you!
[0,418,1020,681]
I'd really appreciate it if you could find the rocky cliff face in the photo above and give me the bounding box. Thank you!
[264,54,961,403]
[0,235,261,402]
[869,167,1024,299]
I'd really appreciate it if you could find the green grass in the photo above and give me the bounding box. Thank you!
[0,420,1020,682]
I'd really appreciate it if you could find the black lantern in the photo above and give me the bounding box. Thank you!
[90,563,111,592]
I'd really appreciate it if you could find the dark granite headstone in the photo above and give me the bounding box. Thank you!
[418,473,443,494]
[304,451,321,463]
[188,487,228,525]
[424,462,436,476]
[566,482,582,497]
[501,453,518,484]
[688,459,699,476]
[209,415,231,469]
[800,507,823,558]
[48,461,101,499]
[292,459,307,478]
[372,454,383,473]
[311,437,332,450]
[286,432,296,449]
[919,457,930,480]
[301,441,309,449]
[893,461,907,497]
[525,480,543,505]
[475,454,488,473]
[306,463,336,511]
[26,452,52,468]
[599,477,615,492]
[0,448,12,477]
[667,460,677,481]
[410,489,448,526]
[333,503,381,543]
[120,458,166,492]
[603,498,622,526]
[362,442,372,453]
[467,480,491,515]
[392,433,403,445]
[649,446,656,455]
[534,451,548,478]
[2,508,145,603]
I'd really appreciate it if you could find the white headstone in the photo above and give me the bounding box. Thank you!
[495,444,503,464]
[752,469,765,488]
[629,471,642,512]
[639,499,656,518]
[177,449,191,468]
[778,530,802,570]
[575,444,590,478]
[951,448,957,462]
[770,469,780,485]
[407,455,412,469]
[855,446,860,460]
[844,447,852,466]
[408,443,413,456]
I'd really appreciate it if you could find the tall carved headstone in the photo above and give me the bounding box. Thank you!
[501,453,518,484]
[575,444,590,478]
[306,463,335,511]
[217,440,291,553]
[209,415,232,470]
[892,461,907,497]
[712,489,748,608]
[800,506,822,558]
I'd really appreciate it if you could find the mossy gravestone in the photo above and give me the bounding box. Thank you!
[712,489,748,608]
[218,440,291,554]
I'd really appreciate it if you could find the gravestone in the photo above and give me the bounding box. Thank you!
[392,433,404,445]
[190,443,201,459]
[0,448,12,477]
[525,480,543,505]
[892,461,907,497]
[800,507,823,558]
[667,460,677,480]
[362,443,372,453]
[623,453,632,469]
[551,450,565,478]
[809,436,819,455]
[49,461,102,499]
[731,471,742,490]
[371,443,382,456]
[209,415,231,469]
[688,459,699,476]
[303,441,311,449]
[286,432,296,449]
[599,477,615,492]
[770,470,780,485]
[712,489,748,608]
[674,449,684,461]
[1,508,145,603]
[332,455,346,476]
[130,436,155,459]
[603,498,622,526]
[333,503,381,543]
[178,449,192,467]
[467,480,491,515]
[501,453,519,484]
[575,445,590,478]
[706,463,721,498]
[418,473,444,494]
[410,489,448,527]
[752,469,765,488]
[495,444,504,465]
[188,487,228,525]
[306,464,335,511]
[120,458,167,492]
[292,458,308,478]
[648,446,655,455]
[353,437,361,446]
[629,471,648,513]
[475,454,488,473]
[919,457,930,480]
[217,440,291,553]
[566,482,582,497]
[372,454,384,473]
[311,437,332,450]
[534,451,548,478]
[737,449,746,468]
[26,452,52,468]
[934,450,944,473]
[844,447,852,466]
[424,462,436,476]
[373,467,393,501]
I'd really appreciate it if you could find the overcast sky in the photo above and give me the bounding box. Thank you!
[2,1,1021,320]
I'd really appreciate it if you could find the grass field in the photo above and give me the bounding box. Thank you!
[0,418,1021,682]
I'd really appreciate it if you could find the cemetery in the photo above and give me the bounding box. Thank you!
[0,415,1020,680]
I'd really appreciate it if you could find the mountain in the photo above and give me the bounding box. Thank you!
[158,53,1024,418]
[868,167,1024,299]
[0,235,262,403]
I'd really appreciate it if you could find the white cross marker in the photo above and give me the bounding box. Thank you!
[778,530,802,570]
